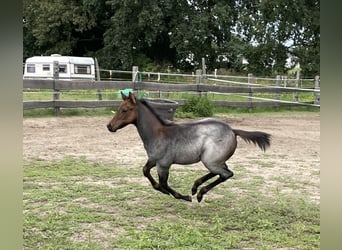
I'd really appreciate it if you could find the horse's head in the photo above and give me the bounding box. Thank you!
[107,92,138,132]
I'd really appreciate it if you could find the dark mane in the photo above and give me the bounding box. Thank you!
[138,99,174,126]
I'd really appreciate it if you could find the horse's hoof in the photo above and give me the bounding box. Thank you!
[184,195,192,202]
[197,194,203,203]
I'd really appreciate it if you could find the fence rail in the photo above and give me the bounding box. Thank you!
[23,66,320,114]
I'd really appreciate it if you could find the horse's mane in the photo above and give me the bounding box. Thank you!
[138,99,174,126]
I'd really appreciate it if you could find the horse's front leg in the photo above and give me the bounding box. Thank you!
[142,160,169,195]
[157,164,192,202]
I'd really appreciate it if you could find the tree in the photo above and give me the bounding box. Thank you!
[23,0,319,76]
[102,0,227,71]
[101,0,242,71]
[102,0,170,70]
[23,0,108,59]
[168,0,239,71]
[236,0,320,76]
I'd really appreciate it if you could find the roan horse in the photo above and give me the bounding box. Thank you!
[107,92,271,202]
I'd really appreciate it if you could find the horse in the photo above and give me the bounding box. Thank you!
[107,92,271,202]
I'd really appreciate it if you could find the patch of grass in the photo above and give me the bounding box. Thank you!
[24,87,320,118]
[214,105,319,114]
[23,107,114,117]
[24,157,320,249]
[23,108,56,117]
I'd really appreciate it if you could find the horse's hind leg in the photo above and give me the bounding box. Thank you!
[197,163,233,202]
[191,172,216,195]
[157,164,192,202]
[143,160,169,195]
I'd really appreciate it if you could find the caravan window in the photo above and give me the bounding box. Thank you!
[74,64,91,74]
[27,64,35,73]
[42,64,50,71]
[59,64,67,73]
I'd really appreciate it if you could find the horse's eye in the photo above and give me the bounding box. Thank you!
[121,109,128,113]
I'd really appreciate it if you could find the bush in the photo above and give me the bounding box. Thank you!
[181,95,214,117]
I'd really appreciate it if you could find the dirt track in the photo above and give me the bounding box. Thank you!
[23,113,320,203]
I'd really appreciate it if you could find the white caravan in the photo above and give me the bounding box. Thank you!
[23,54,99,80]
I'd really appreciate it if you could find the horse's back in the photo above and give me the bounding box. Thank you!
[189,118,233,135]
[179,117,231,128]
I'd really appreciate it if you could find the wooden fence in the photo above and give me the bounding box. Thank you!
[23,66,320,115]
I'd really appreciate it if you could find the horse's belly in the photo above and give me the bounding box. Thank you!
[174,148,201,165]
[175,157,200,165]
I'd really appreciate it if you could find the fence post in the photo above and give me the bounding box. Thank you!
[132,66,139,83]
[275,75,281,110]
[247,73,253,112]
[294,69,300,102]
[314,75,320,105]
[95,57,102,100]
[202,57,207,84]
[53,61,60,116]
[132,66,139,95]
[195,69,202,96]
[195,69,202,84]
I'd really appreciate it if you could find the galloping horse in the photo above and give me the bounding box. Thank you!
[107,92,271,202]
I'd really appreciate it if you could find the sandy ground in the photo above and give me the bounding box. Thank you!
[23,113,320,203]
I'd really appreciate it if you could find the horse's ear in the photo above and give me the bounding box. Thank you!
[121,91,128,100]
[128,92,137,104]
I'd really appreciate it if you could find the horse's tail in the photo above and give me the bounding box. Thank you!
[233,129,271,152]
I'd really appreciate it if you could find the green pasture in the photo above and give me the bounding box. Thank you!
[23,87,316,103]
[23,157,319,249]
[23,87,319,118]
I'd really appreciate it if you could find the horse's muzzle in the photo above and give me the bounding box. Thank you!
[107,124,117,132]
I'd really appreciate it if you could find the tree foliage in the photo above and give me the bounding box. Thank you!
[236,0,320,76]
[23,0,109,58]
[23,0,320,76]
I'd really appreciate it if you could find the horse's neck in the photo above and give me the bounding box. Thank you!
[136,102,163,145]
